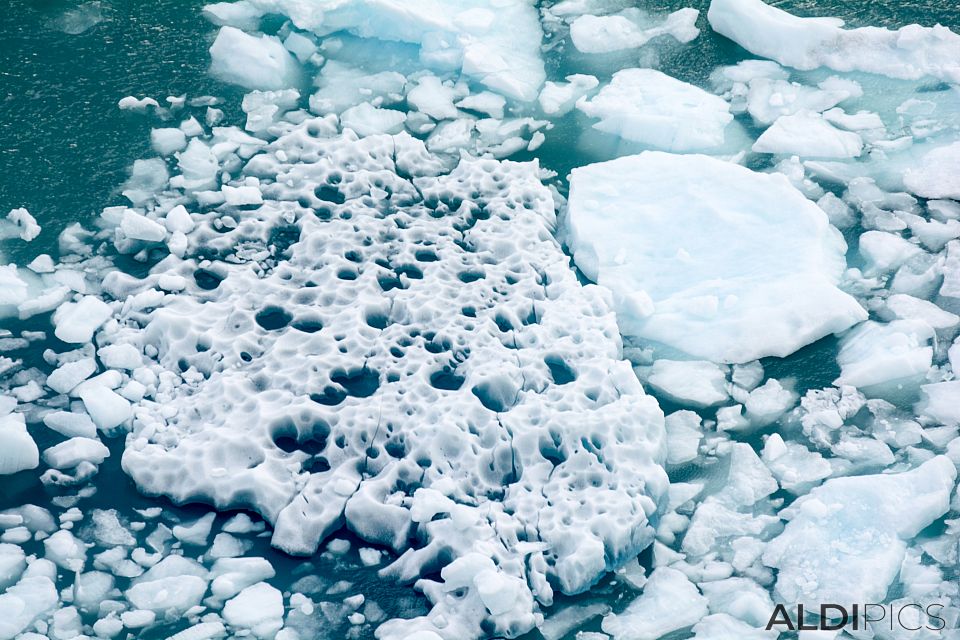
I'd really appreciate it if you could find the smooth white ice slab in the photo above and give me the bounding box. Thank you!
[903,141,960,200]
[752,112,863,158]
[645,360,728,407]
[565,152,866,363]
[708,0,960,84]
[240,0,545,101]
[0,413,39,475]
[569,8,699,54]
[763,456,956,607]
[577,69,733,151]
[209,26,301,91]
[834,319,933,393]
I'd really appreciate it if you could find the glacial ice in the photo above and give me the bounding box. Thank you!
[834,319,934,395]
[644,360,729,407]
[564,152,866,363]
[209,26,301,91]
[237,0,546,101]
[708,0,960,83]
[763,456,956,606]
[752,112,864,158]
[601,567,708,640]
[576,69,733,152]
[0,412,39,475]
[3,0,960,637]
[569,8,700,54]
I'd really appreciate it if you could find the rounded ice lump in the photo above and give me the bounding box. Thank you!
[564,151,867,363]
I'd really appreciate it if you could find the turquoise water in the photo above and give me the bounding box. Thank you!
[2,1,959,639]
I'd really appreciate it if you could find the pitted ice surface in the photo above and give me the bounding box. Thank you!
[113,127,667,638]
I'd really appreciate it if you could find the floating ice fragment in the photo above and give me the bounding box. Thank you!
[903,141,960,199]
[645,360,728,407]
[708,0,960,84]
[753,112,863,158]
[43,437,109,469]
[53,296,112,343]
[209,26,301,91]
[2,208,40,242]
[0,412,39,475]
[565,152,865,363]
[538,75,598,117]
[834,319,933,394]
[601,567,708,640]
[569,8,699,54]
[240,0,545,100]
[763,456,956,607]
[223,582,284,638]
[577,69,732,151]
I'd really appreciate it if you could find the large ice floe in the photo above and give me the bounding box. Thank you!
[564,151,866,363]
[708,0,960,83]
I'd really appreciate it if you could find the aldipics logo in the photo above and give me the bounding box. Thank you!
[765,604,948,632]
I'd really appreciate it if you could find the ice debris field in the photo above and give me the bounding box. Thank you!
[1,0,960,639]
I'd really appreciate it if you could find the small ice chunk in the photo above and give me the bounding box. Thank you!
[858,231,923,277]
[283,31,316,62]
[577,69,732,151]
[885,293,958,329]
[601,567,708,639]
[53,296,112,343]
[46,358,97,394]
[664,411,702,465]
[569,8,699,53]
[151,128,188,155]
[407,75,460,120]
[98,344,143,370]
[834,320,933,393]
[202,1,264,30]
[223,582,284,638]
[78,386,132,430]
[42,437,110,469]
[903,141,960,200]
[753,112,863,158]
[121,209,167,242]
[44,529,88,571]
[118,96,159,111]
[455,92,506,119]
[538,74,598,116]
[646,360,728,407]
[120,609,156,628]
[4,208,40,242]
[210,557,276,600]
[917,381,960,426]
[0,543,26,589]
[0,413,39,475]
[340,103,406,136]
[209,26,300,91]
[761,433,832,492]
[743,379,797,426]
[222,185,264,206]
[173,512,216,546]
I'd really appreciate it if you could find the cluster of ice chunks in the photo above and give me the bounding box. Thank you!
[0,491,412,640]
[3,0,960,636]
[11,108,664,637]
